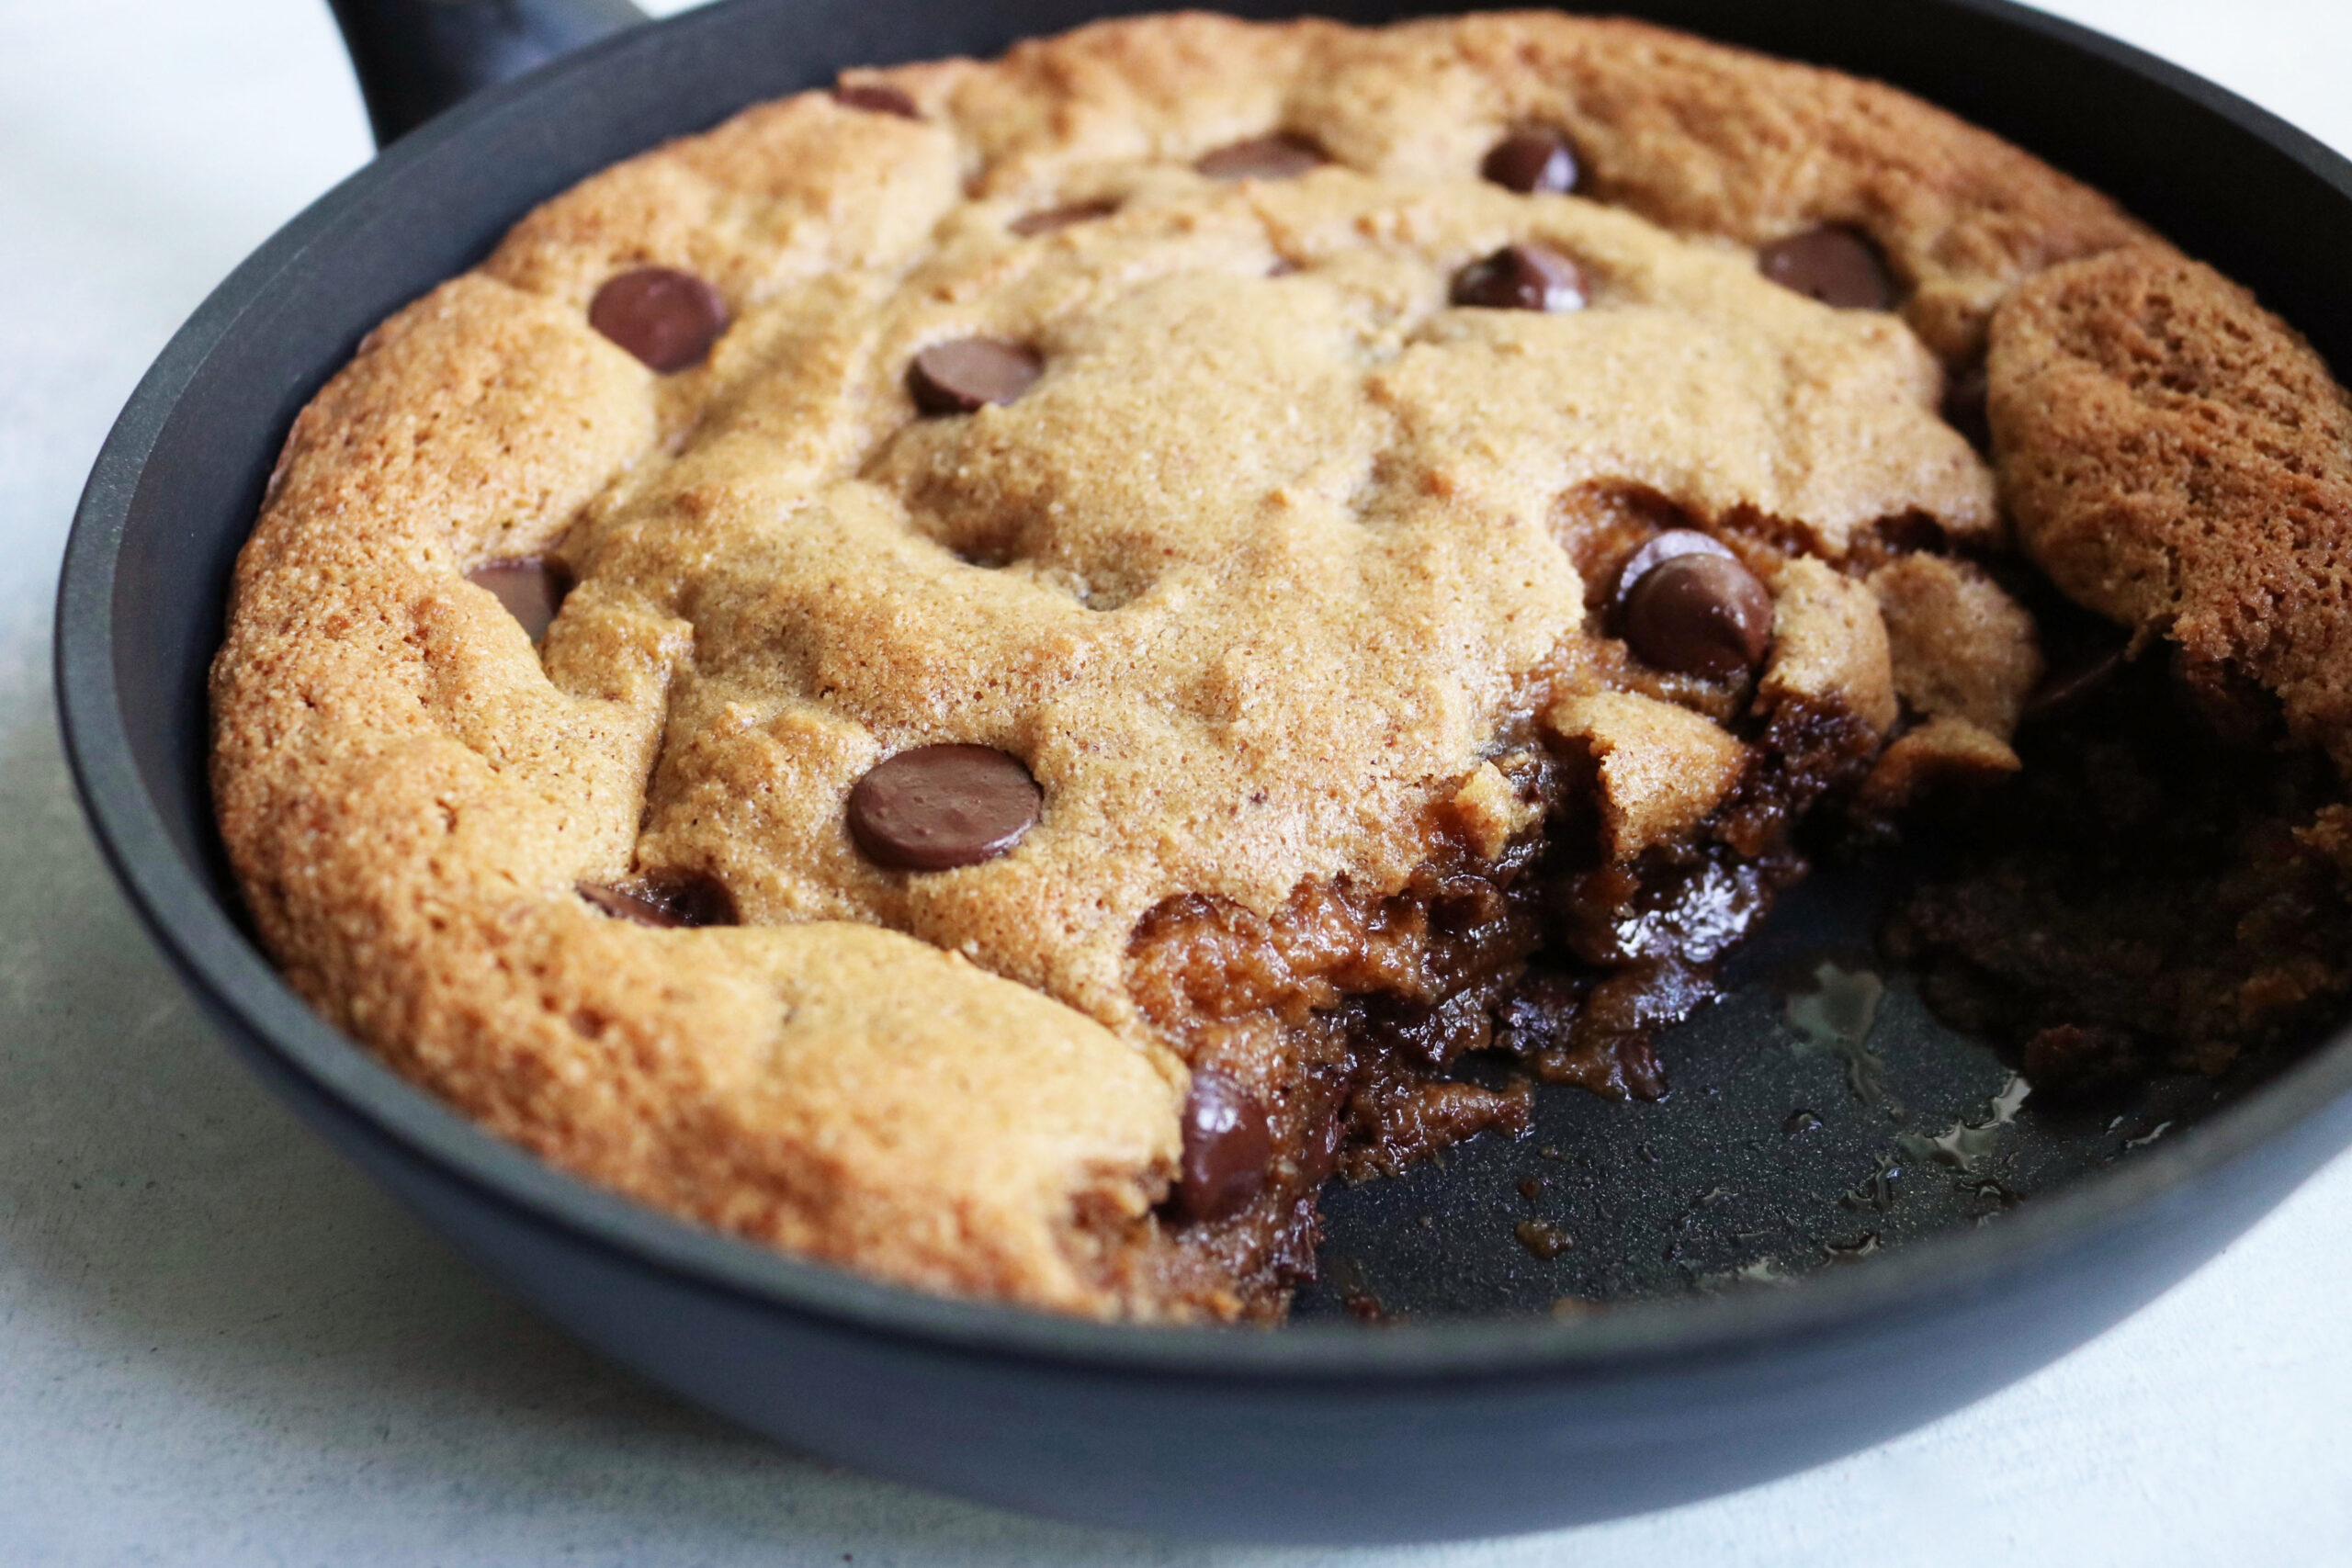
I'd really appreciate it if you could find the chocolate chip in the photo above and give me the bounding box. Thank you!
[1615,541,1774,679]
[1482,130,1580,195]
[1758,225,1897,310]
[588,267,728,373]
[578,875,738,928]
[1195,133,1323,181]
[467,558,572,643]
[833,82,920,118]
[1942,360,1992,454]
[908,339,1043,415]
[1174,1069,1272,1223]
[847,744,1040,871]
[1009,199,1118,236]
[1608,529,1734,614]
[1451,243,1586,312]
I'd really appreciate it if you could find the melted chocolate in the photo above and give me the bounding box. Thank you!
[1121,682,1860,1315]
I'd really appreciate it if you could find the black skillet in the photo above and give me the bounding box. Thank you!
[53,0,2352,1542]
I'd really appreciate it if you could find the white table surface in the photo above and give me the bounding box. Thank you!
[5,1,2349,1562]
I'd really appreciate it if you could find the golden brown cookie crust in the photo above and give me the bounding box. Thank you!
[1992,245,2352,773]
[215,12,2177,1317]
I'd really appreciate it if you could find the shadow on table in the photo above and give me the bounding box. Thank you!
[0,695,1218,1563]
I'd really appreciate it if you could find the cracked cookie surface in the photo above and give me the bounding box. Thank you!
[213,12,2248,1318]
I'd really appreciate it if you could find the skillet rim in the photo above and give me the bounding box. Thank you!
[53,0,2352,1382]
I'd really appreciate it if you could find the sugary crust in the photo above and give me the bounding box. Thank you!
[1448,761,1543,860]
[1868,553,2042,739]
[933,13,2153,356]
[212,282,1179,1315]
[1991,246,2352,774]
[1759,557,1900,735]
[213,11,2186,1316]
[1545,692,1747,861]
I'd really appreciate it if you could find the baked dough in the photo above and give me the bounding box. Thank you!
[216,12,2321,1318]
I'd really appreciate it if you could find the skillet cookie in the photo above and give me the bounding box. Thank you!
[212,12,2352,1319]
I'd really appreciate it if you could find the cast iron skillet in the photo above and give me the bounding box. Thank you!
[53,0,2352,1542]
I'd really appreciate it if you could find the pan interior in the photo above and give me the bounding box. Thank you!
[1294,852,2273,1320]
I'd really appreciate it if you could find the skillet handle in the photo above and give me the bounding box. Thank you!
[326,0,649,147]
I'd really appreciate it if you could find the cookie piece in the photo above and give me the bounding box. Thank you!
[1545,692,1748,861]
[1992,246,2352,774]
[1868,554,2041,739]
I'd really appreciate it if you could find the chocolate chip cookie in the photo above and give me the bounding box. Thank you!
[209,12,2352,1319]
